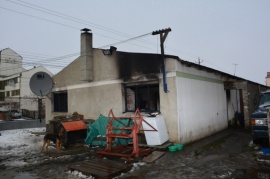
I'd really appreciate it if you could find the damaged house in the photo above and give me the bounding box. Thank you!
[45,29,268,144]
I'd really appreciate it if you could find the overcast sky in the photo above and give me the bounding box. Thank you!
[1,0,269,85]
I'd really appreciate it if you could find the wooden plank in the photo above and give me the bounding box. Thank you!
[142,151,165,163]
[68,158,132,179]
[81,159,128,169]
[139,141,173,150]
[79,163,118,173]
[69,165,109,178]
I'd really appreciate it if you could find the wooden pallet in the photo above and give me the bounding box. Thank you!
[68,158,132,179]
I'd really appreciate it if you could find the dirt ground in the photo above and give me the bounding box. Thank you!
[0,127,270,179]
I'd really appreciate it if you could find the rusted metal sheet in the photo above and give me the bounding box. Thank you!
[68,158,132,178]
[61,120,87,132]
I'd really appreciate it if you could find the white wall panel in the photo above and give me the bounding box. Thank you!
[176,72,227,143]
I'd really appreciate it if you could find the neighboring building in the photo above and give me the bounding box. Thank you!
[0,48,53,117]
[0,48,23,77]
[45,29,269,144]
[266,72,270,87]
[20,66,53,111]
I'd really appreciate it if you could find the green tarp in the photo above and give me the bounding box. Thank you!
[84,114,133,146]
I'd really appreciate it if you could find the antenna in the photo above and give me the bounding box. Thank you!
[196,57,203,65]
[233,63,238,76]
[29,72,53,96]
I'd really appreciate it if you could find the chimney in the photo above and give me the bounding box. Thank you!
[266,72,270,87]
[80,28,93,81]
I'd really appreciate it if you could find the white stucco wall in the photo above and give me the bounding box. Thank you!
[69,82,123,119]
[176,68,228,144]
[20,66,53,111]
[47,79,124,121]
[0,48,22,76]
[159,75,179,142]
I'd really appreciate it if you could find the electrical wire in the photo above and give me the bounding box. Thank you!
[1,1,231,74]
[1,2,198,61]
[14,0,133,38]
[0,6,78,30]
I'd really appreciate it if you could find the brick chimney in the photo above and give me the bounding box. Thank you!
[80,28,93,81]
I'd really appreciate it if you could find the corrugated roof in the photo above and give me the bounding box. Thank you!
[61,120,87,132]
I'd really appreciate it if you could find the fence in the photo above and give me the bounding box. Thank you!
[21,109,45,119]
[1,97,45,119]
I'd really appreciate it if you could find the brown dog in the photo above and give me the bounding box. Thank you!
[41,129,64,155]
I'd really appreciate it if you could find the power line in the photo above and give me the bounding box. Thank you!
[0,6,78,30]
[0,31,153,72]
[4,0,157,48]
[99,33,152,49]
[14,0,133,38]
[4,0,199,57]
[1,1,234,75]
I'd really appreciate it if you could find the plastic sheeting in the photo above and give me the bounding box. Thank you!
[84,114,133,146]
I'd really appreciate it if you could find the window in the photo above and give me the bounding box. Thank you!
[0,81,4,90]
[53,91,68,112]
[125,84,159,112]
[12,89,20,96]
[6,91,10,97]
[0,92,4,101]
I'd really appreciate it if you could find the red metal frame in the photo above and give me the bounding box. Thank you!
[97,108,157,162]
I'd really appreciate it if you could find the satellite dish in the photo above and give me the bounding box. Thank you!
[29,71,53,96]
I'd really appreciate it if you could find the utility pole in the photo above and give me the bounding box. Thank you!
[152,28,171,93]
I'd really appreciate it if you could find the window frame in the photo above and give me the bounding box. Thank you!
[53,91,68,112]
[124,84,160,113]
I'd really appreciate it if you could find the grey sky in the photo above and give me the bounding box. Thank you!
[1,0,269,85]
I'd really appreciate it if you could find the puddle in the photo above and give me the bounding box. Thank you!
[13,172,38,179]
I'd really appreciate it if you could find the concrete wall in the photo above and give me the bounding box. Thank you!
[0,119,45,131]
[20,66,53,111]
[0,48,22,77]
[53,57,85,87]
[48,48,123,121]
[175,64,228,144]
[68,82,123,119]
[159,76,179,142]
[244,82,269,127]
[46,52,232,144]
